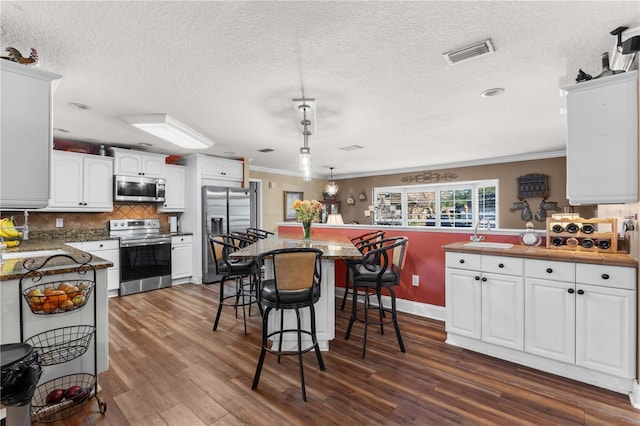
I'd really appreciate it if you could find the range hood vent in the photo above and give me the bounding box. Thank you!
[443,39,495,65]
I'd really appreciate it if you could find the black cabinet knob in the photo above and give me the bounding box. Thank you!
[474,276,480,280]
[459,259,465,264]
[481,277,487,282]
[601,273,609,280]
[567,288,575,294]
[498,263,504,268]
[546,268,553,273]
[577,289,585,295]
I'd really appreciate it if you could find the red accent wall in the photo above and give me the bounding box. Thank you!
[278,224,521,307]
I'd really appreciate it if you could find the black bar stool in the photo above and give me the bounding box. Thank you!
[345,237,408,358]
[340,230,385,311]
[251,247,325,402]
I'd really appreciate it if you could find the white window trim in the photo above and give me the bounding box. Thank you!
[373,179,499,228]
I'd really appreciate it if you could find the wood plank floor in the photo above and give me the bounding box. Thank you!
[59,283,639,425]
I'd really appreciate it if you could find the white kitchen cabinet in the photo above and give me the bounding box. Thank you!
[158,164,186,212]
[111,147,166,178]
[564,70,638,205]
[171,235,193,282]
[445,253,524,350]
[200,155,244,181]
[66,239,120,297]
[0,61,61,209]
[48,151,113,211]
[575,263,635,378]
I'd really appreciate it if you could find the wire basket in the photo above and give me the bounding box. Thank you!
[22,279,94,315]
[24,325,95,366]
[31,373,95,423]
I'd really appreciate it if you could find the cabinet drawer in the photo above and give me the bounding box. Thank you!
[482,255,523,276]
[576,264,636,290]
[525,259,575,282]
[81,239,119,252]
[446,252,481,271]
[171,235,193,245]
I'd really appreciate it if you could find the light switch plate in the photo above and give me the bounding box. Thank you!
[56,218,63,228]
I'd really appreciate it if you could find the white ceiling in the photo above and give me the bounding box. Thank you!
[2,1,638,179]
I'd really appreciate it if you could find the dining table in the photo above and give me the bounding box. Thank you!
[230,230,362,351]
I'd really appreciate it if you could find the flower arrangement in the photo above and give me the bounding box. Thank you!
[291,199,322,223]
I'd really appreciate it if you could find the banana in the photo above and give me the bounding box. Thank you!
[1,258,18,273]
[4,239,20,247]
[0,217,22,239]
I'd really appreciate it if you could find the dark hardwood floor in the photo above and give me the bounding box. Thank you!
[59,283,639,425]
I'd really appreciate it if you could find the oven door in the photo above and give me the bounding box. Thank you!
[119,241,172,296]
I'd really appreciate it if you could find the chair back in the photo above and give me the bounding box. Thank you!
[359,237,408,285]
[257,248,323,305]
[246,228,275,240]
[209,234,249,274]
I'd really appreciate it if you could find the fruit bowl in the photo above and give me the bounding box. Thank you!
[22,280,94,315]
[24,325,95,366]
[31,373,95,423]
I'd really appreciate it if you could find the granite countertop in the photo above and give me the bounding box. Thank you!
[1,232,115,281]
[231,233,362,260]
[442,241,637,268]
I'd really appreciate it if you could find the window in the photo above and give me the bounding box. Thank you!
[373,180,498,228]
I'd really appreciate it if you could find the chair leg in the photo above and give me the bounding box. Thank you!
[362,287,369,358]
[377,289,385,335]
[213,276,228,331]
[277,308,284,364]
[252,307,271,390]
[309,303,325,371]
[295,308,307,402]
[388,287,406,353]
[340,265,350,311]
[345,282,358,340]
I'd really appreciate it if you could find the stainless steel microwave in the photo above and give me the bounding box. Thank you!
[114,175,166,203]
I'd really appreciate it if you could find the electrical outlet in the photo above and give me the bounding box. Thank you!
[56,218,63,228]
[412,275,419,286]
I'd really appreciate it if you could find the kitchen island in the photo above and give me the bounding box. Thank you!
[231,230,361,350]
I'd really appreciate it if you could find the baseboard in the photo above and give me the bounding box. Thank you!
[334,288,445,321]
[631,379,640,408]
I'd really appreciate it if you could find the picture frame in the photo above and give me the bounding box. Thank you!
[284,191,303,221]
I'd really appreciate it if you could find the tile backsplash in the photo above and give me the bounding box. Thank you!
[1,204,175,233]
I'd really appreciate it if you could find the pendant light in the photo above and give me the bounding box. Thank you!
[298,102,312,181]
[325,167,338,196]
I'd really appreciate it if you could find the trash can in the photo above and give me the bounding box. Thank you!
[1,343,42,426]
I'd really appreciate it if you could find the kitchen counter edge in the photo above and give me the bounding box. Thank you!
[442,242,637,268]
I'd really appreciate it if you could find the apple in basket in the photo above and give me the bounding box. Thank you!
[45,388,65,405]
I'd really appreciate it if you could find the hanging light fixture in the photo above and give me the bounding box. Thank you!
[297,101,313,181]
[325,166,338,196]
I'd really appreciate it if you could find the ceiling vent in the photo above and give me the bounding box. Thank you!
[258,148,274,153]
[443,39,495,65]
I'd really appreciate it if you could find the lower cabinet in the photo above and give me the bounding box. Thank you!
[67,240,120,297]
[446,252,636,394]
[445,253,524,351]
[171,235,193,282]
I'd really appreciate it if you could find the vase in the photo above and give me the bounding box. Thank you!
[302,221,312,240]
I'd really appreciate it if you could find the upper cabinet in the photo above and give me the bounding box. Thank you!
[199,155,244,181]
[111,147,166,178]
[0,61,62,209]
[48,150,113,211]
[564,71,638,205]
[158,164,186,212]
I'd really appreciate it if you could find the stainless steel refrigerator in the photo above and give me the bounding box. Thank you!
[202,183,258,283]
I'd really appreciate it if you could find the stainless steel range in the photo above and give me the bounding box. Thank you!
[110,219,172,296]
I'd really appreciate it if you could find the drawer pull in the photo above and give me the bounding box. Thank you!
[577,289,585,295]
[546,268,553,274]
[481,277,487,282]
[567,288,575,294]
[498,263,504,268]
[601,273,609,280]
[459,259,465,264]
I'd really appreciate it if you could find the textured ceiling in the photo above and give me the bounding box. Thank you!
[1,1,638,178]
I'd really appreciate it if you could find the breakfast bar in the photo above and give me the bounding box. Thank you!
[231,230,362,350]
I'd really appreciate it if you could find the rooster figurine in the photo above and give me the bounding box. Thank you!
[1,47,39,66]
